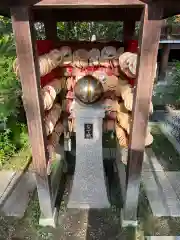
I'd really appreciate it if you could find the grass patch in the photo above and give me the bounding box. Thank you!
[151,124,180,171]
[1,146,31,171]
[11,192,55,240]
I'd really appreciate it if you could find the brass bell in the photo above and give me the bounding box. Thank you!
[74,75,104,104]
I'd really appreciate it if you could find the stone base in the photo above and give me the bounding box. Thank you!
[39,207,58,228]
[145,237,177,240]
[121,210,138,228]
[68,101,110,209]
[68,200,110,209]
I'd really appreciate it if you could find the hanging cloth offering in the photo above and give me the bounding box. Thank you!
[89,48,101,66]
[48,121,64,150]
[39,49,63,76]
[47,121,64,164]
[115,123,128,148]
[45,104,62,136]
[100,46,117,67]
[59,46,73,66]
[13,49,63,78]
[73,49,89,68]
[41,78,62,110]
[119,52,137,87]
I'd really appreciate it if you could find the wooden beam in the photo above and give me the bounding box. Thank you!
[32,7,142,22]
[11,7,55,224]
[159,43,170,81]
[123,20,136,43]
[34,0,144,7]
[123,20,136,50]
[122,4,163,225]
[160,0,180,19]
[44,17,57,40]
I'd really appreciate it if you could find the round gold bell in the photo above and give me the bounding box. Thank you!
[74,75,104,104]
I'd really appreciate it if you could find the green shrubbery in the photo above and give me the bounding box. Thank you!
[169,61,180,106]
[0,51,29,168]
[153,61,180,107]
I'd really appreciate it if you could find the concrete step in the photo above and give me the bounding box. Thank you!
[1,172,36,218]
[142,148,180,217]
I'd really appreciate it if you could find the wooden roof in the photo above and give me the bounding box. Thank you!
[0,0,180,20]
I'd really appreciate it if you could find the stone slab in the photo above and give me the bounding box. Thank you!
[160,123,180,155]
[145,237,177,240]
[143,148,163,172]
[166,172,180,202]
[0,171,21,205]
[1,172,36,218]
[70,147,116,160]
[142,149,180,217]
[142,171,168,217]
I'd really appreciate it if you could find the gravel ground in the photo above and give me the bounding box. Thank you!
[1,124,180,239]
[0,173,141,240]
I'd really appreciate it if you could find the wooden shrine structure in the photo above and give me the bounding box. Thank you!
[0,0,180,228]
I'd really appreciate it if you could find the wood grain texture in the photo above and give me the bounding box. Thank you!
[159,43,170,81]
[54,41,123,50]
[34,0,144,7]
[11,7,54,218]
[44,17,57,40]
[123,20,136,45]
[33,7,142,21]
[1,0,180,20]
[123,3,163,223]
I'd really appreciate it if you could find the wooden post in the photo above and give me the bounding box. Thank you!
[123,20,136,48]
[44,17,57,40]
[159,43,170,81]
[122,4,162,226]
[11,7,56,227]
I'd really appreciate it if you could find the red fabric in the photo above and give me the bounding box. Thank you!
[125,40,138,53]
[127,78,135,87]
[40,68,61,87]
[36,40,54,55]
[124,40,138,87]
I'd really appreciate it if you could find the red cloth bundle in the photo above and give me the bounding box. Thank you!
[36,40,54,55]
[40,68,61,87]
[124,40,138,87]
[36,40,61,87]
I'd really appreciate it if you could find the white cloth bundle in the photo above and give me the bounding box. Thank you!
[73,49,89,68]
[48,121,64,148]
[39,49,63,76]
[47,121,64,160]
[13,49,63,77]
[45,104,62,136]
[100,46,117,67]
[89,48,100,66]
[119,52,137,78]
[115,123,128,148]
[59,46,72,65]
[41,79,62,110]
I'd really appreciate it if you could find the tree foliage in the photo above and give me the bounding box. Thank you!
[0,16,29,167]
[56,21,124,41]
